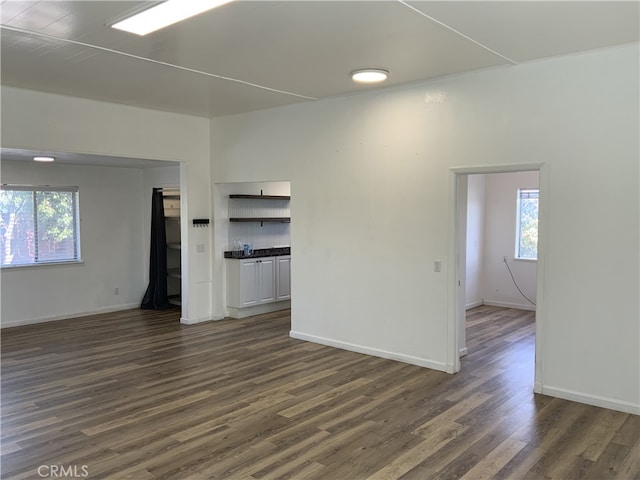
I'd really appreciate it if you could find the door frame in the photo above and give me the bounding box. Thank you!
[447,162,546,394]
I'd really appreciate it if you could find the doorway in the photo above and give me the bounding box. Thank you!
[450,164,545,393]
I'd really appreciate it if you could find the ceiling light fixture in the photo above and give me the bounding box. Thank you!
[112,0,235,36]
[33,156,55,162]
[351,68,389,84]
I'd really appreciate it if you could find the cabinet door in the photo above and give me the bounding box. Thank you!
[276,256,291,301]
[257,257,276,304]
[239,259,259,307]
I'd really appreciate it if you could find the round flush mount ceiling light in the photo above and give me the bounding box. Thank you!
[351,68,389,84]
[33,156,55,162]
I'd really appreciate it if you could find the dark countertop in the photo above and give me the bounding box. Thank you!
[224,247,290,259]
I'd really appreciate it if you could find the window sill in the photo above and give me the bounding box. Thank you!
[1,260,84,270]
[513,257,537,263]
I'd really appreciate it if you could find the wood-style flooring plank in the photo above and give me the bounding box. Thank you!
[1,305,638,479]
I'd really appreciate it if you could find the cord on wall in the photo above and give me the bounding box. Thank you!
[503,256,536,306]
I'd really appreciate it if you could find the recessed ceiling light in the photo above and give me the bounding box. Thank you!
[112,0,235,36]
[351,68,389,84]
[33,156,55,162]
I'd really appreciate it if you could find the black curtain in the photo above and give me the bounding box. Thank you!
[141,188,170,310]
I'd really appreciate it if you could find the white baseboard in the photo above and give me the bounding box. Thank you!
[483,300,536,312]
[0,303,140,329]
[541,385,640,415]
[466,301,483,310]
[459,347,468,357]
[289,330,448,373]
[227,301,291,319]
[180,314,224,325]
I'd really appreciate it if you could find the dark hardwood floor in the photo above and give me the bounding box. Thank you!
[1,306,638,479]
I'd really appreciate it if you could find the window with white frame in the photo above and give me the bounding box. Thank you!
[515,188,539,260]
[0,186,81,267]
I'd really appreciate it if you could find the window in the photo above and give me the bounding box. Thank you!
[515,188,539,260]
[0,186,81,267]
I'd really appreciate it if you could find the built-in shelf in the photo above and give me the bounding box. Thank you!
[229,194,290,200]
[229,217,290,223]
[167,268,181,279]
[162,189,181,308]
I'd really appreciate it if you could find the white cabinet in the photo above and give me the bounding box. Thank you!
[238,259,258,307]
[227,256,279,308]
[276,256,291,301]
[257,257,276,304]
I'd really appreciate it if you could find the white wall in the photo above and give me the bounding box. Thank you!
[0,161,145,326]
[480,171,539,310]
[1,87,212,324]
[211,44,639,413]
[465,174,486,309]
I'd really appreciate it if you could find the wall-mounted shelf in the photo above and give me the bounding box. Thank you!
[167,268,181,279]
[229,194,290,200]
[168,294,182,306]
[229,217,290,223]
[228,191,290,228]
[163,189,181,308]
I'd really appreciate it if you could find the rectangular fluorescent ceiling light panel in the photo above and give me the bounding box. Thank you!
[112,0,234,36]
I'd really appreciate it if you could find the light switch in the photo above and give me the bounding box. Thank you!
[434,260,442,272]
[196,244,205,253]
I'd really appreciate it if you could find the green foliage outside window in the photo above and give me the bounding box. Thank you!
[517,189,538,260]
[0,187,79,266]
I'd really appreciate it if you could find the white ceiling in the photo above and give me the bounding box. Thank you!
[1,1,638,168]
[1,0,638,119]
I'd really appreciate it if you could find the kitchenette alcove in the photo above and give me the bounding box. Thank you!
[215,182,291,319]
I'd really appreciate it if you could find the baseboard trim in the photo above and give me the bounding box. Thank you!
[465,301,483,310]
[289,330,448,373]
[541,385,640,415]
[483,300,536,312]
[227,301,291,319]
[459,347,468,357]
[180,315,219,325]
[1,303,140,329]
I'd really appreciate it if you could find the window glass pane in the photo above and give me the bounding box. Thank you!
[0,190,36,266]
[36,190,77,262]
[518,191,539,259]
[1,187,79,267]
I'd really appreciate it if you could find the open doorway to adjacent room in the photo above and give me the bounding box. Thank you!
[453,167,542,392]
